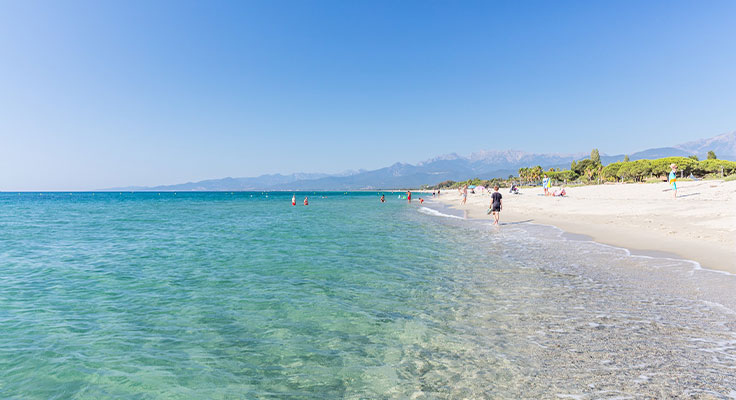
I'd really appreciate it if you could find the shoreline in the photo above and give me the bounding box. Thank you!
[432,181,736,274]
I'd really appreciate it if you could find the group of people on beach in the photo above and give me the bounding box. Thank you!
[542,175,566,197]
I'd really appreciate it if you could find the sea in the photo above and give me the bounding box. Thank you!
[1,192,735,399]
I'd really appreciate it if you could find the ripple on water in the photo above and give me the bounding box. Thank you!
[0,193,734,399]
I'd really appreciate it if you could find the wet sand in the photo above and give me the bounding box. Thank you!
[434,180,736,273]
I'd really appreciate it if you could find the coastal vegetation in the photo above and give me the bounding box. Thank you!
[428,150,736,189]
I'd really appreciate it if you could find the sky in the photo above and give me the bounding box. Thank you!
[1,0,735,190]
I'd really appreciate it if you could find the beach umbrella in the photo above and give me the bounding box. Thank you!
[468,185,476,189]
[476,185,485,191]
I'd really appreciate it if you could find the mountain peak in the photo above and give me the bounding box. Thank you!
[468,149,527,163]
[418,153,464,165]
[675,130,736,158]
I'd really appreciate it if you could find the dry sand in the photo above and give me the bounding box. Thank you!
[435,180,736,273]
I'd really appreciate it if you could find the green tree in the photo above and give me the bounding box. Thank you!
[591,148,601,165]
[707,150,717,160]
[688,155,699,161]
[629,160,652,181]
[572,159,596,176]
[623,155,630,162]
[617,162,632,181]
[616,160,652,182]
[650,157,696,177]
[531,165,544,181]
[518,167,528,182]
[695,159,736,176]
[434,180,456,188]
[584,167,596,182]
[602,162,623,181]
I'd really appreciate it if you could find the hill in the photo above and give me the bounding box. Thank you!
[105,131,736,191]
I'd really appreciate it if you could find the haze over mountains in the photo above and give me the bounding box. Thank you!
[108,131,736,191]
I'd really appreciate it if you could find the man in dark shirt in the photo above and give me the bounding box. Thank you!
[490,185,502,226]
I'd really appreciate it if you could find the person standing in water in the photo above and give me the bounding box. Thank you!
[292,194,296,206]
[380,195,385,203]
[303,196,309,205]
[490,185,502,226]
[407,190,412,203]
[669,163,678,198]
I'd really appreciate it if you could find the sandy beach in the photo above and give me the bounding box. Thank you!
[435,180,736,273]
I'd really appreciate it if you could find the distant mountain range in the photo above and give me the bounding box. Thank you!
[106,131,736,191]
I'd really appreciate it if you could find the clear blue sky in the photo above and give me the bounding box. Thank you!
[1,0,735,190]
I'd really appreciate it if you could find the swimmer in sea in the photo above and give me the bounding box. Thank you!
[303,196,309,206]
[407,190,412,203]
[292,194,296,206]
[380,195,385,203]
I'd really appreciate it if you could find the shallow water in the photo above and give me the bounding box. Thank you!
[1,192,734,398]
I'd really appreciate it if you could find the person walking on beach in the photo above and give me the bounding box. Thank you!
[461,186,468,205]
[490,185,502,226]
[669,164,678,198]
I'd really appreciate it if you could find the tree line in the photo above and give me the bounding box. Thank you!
[528,149,735,184]
[429,149,734,189]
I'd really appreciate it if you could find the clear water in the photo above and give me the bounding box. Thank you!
[1,192,734,399]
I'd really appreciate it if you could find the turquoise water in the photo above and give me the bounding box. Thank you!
[1,192,735,398]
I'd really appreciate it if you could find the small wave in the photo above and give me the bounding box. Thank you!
[538,222,736,278]
[417,207,464,220]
